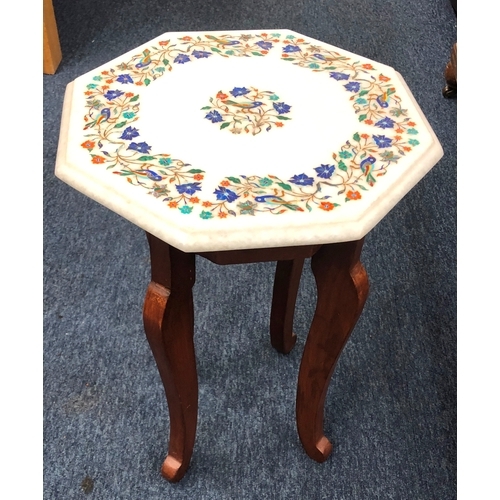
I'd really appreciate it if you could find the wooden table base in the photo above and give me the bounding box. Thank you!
[142,233,369,482]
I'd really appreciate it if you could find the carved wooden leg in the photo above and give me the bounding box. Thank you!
[296,240,369,462]
[270,259,304,354]
[143,233,197,482]
[443,43,457,98]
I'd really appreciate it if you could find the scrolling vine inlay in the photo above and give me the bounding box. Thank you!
[80,32,421,220]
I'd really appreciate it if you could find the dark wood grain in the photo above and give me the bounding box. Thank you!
[296,239,369,462]
[142,235,370,481]
[443,43,457,98]
[199,244,321,265]
[269,259,304,354]
[143,233,197,482]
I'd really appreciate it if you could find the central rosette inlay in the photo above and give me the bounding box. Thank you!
[202,87,292,135]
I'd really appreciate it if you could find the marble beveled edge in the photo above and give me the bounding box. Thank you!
[56,87,364,253]
[170,72,444,252]
[55,36,444,253]
[55,83,75,189]
[341,71,444,240]
[55,82,202,250]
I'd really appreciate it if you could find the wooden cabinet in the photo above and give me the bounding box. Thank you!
[43,0,62,74]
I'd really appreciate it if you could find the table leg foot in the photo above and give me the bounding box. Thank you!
[270,259,304,354]
[161,455,183,482]
[296,240,369,462]
[143,234,197,483]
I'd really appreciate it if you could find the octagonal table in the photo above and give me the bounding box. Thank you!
[55,29,443,482]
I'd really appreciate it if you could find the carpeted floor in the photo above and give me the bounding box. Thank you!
[43,0,457,498]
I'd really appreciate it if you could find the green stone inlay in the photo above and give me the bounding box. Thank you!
[80,32,420,220]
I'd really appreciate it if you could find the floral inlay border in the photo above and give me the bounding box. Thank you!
[80,32,420,219]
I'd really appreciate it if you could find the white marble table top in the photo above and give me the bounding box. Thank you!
[55,29,443,252]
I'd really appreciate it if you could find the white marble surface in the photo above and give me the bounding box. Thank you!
[55,29,443,252]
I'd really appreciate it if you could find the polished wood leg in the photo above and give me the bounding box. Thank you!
[143,233,197,482]
[270,259,305,354]
[296,239,369,462]
[443,43,457,98]
[142,238,367,480]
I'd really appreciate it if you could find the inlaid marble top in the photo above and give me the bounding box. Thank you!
[55,29,443,252]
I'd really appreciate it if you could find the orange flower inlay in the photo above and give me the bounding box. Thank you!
[319,201,335,211]
[346,190,362,200]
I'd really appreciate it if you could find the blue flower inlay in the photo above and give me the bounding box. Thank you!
[174,54,190,64]
[205,111,223,123]
[330,72,349,81]
[117,74,133,84]
[256,41,273,50]
[289,173,314,186]
[192,50,212,59]
[375,117,395,129]
[214,187,239,203]
[283,45,301,53]
[119,126,140,140]
[127,142,152,153]
[104,90,124,100]
[273,102,291,114]
[372,135,392,148]
[176,183,202,196]
[230,87,251,97]
[314,164,335,179]
[344,82,361,92]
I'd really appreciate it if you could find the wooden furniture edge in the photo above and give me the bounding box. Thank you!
[43,0,62,74]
